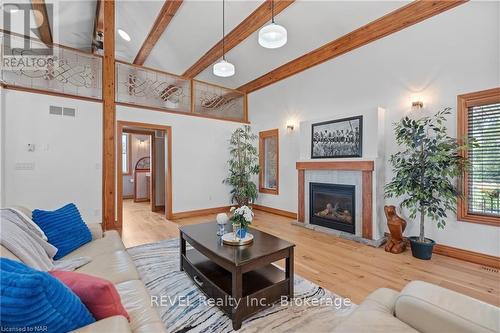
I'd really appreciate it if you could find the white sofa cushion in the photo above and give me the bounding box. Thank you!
[395,280,500,333]
[70,316,132,333]
[64,231,124,259]
[75,250,140,284]
[115,280,164,332]
[333,288,418,333]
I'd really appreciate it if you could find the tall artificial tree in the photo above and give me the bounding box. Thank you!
[224,125,260,206]
[385,108,472,243]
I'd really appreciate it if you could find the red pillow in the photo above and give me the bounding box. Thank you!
[49,270,130,321]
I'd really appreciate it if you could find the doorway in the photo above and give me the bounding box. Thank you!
[117,121,172,234]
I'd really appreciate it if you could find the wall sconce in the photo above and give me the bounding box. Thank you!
[412,100,424,109]
[139,139,145,145]
[286,124,294,131]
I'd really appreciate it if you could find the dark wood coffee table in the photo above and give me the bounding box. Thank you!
[179,222,295,330]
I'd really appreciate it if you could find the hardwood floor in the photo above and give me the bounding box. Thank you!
[121,199,500,306]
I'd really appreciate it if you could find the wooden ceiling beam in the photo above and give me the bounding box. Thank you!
[182,0,295,79]
[30,0,52,45]
[133,0,184,65]
[238,0,467,93]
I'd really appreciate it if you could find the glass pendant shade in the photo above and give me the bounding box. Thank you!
[258,23,287,49]
[213,59,235,77]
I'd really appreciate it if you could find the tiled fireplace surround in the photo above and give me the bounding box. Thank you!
[292,108,387,246]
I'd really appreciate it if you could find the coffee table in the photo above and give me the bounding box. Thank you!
[179,222,295,330]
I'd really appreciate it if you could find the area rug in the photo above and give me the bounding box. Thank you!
[127,239,355,332]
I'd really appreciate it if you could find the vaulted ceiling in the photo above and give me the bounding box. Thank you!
[4,0,473,91]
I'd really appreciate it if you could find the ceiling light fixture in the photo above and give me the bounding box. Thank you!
[259,0,287,49]
[118,28,131,42]
[213,0,235,77]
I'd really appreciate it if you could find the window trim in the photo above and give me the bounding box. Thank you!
[457,87,500,226]
[122,133,132,176]
[259,129,279,195]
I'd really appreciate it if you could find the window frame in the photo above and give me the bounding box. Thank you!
[122,133,132,176]
[457,87,500,226]
[259,129,279,195]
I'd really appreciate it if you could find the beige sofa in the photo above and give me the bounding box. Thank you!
[0,207,166,333]
[334,280,499,333]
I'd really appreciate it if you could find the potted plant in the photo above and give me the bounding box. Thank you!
[385,108,473,260]
[223,125,260,206]
[230,205,253,238]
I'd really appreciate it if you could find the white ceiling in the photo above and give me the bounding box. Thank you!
[145,0,264,75]
[1,0,95,50]
[3,0,418,88]
[195,0,408,88]
[115,0,165,61]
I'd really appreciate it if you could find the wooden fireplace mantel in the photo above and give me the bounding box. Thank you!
[296,161,374,171]
[296,160,374,240]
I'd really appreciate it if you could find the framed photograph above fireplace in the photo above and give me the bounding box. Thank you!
[311,116,363,158]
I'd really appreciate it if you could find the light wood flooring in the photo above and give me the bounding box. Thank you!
[121,199,500,306]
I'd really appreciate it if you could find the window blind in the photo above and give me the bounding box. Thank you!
[467,102,500,217]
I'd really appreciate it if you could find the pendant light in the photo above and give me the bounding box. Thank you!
[258,0,287,49]
[213,0,235,77]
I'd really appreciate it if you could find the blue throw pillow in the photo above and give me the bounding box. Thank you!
[0,258,95,332]
[32,203,92,259]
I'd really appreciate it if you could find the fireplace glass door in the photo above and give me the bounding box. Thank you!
[309,182,355,234]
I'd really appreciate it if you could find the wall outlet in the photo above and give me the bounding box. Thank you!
[15,162,35,170]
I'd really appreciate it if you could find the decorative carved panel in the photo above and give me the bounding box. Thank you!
[193,80,245,121]
[116,62,190,112]
[1,32,102,99]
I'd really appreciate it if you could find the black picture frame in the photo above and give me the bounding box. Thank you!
[311,115,363,159]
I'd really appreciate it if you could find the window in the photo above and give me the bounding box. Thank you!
[122,133,131,175]
[259,129,279,195]
[458,88,500,226]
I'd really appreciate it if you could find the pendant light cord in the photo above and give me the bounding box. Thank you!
[271,0,275,24]
[222,0,226,60]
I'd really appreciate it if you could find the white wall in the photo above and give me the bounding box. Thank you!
[1,90,244,221]
[117,105,242,213]
[249,2,500,256]
[2,89,102,223]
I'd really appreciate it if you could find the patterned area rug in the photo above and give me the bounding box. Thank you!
[127,239,355,333]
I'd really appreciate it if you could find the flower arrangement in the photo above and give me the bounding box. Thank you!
[230,205,253,232]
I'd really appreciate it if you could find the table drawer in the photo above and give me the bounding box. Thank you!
[182,253,232,315]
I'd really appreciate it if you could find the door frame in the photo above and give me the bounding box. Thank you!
[117,121,173,231]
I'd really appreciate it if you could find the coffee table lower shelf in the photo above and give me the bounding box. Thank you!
[181,249,290,329]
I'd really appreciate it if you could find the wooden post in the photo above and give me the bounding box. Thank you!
[362,170,373,240]
[297,169,305,222]
[102,0,116,231]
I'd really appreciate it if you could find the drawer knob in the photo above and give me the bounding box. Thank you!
[193,275,204,287]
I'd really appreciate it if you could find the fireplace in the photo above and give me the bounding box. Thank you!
[309,182,355,234]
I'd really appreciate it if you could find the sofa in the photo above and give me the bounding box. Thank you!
[0,206,166,333]
[333,280,499,333]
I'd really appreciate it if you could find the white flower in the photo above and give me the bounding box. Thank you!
[234,205,253,222]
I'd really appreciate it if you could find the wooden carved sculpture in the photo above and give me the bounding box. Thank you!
[384,205,407,254]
